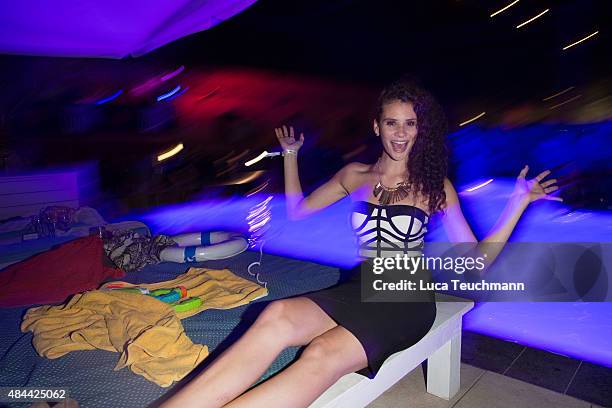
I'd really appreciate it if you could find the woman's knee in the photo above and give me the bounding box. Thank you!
[254,300,294,331]
[254,300,308,339]
[254,298,336,346]
[300,331,368,378]
[300,336,334,364]
[300,337,345,377]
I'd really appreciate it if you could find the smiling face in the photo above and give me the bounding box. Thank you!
[373,100,418,161]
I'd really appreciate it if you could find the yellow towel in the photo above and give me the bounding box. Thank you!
[99,267,268,319]
[21,268,267,387]
[21,291,208,387]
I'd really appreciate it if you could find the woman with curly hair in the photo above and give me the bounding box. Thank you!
[162,79,561,408]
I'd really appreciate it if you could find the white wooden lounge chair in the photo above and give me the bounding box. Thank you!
[311,294,474,407]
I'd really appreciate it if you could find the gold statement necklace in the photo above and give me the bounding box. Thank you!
[372,158,411,205]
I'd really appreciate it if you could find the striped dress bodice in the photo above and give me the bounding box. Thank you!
[351,201,429,258]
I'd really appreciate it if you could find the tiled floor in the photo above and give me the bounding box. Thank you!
[503,347,581,393]
[368,330,612,408]
[368,363,596,408]
[460,331,612,407]
[460,331,524,374]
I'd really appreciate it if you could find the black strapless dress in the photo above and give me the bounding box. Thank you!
[302,201,437,378]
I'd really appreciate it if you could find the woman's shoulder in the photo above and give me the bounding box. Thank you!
[340,162,372,176]
[333,162,373,191]
[334,162,371,181]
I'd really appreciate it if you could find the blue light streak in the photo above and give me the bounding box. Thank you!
[94,90,123,105]
[156,85,182,102]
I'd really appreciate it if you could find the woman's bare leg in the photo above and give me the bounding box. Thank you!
[160,297,337,408]
[225,325,368,408]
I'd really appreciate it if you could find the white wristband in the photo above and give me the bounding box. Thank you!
[283,149,298,156]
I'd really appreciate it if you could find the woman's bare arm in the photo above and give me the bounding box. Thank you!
[276,125,354,220]
[439,178,478,243]
[440,166,561,269]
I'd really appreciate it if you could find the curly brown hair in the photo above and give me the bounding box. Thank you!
[375,78,448,214]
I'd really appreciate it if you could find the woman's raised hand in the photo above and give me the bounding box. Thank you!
[275,125,304,153]
[513,165,563,204]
